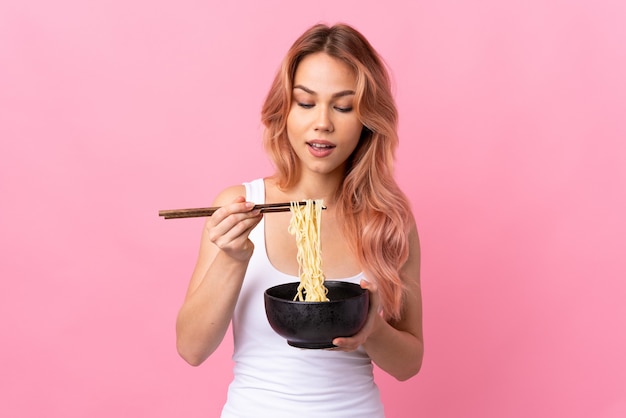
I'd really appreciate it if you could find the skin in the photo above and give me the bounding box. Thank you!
[176,52,424,381]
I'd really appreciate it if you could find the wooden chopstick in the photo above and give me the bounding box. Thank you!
[158,201,325,219]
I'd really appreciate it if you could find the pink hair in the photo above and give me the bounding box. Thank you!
[261,23,413,320]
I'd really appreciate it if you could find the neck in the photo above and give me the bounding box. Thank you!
[275,171,345,207]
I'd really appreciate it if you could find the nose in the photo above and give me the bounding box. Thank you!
[314,106,334,133]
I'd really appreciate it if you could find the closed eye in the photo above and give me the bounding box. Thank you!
[335,106,353,113]
[297,102,314,109]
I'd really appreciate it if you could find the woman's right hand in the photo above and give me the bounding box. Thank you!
[205,195,263,262]
[176,192,262,365]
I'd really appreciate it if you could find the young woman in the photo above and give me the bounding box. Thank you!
[175,23,423,417]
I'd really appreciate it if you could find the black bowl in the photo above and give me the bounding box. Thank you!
[264,281,369,349]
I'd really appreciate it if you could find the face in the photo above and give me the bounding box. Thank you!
[286,52,363,178]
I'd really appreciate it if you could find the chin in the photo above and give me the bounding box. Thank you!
[307,164,345,177]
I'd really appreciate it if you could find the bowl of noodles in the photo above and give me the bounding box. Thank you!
[264,281,369,349]
[263,200,369,348]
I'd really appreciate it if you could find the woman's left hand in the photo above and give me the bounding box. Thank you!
[331,279,382,351]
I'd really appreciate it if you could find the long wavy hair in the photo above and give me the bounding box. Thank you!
[261,23,413,321]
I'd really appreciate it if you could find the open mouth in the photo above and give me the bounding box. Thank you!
[307,142,335,150]
[306,141,336,157]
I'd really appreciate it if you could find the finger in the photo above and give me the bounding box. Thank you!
[211,198,256,224]
[223,213,263,245]
[360,278,378,292]
[332,337,345,347]
[209,200,259,239]
[331,337,359,352]
[212,212,262,249]
[360,279,382,312]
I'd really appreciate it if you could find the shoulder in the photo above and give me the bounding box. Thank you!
[211,184,247,206]
[211,177,270,207]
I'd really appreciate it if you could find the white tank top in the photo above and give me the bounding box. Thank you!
[220,178,384,418]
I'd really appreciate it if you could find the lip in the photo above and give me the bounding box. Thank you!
[307,139,335,146]
[306,140,336,158]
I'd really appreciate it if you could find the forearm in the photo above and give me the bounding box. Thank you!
[363,315,424,381]
[176,252,249,366]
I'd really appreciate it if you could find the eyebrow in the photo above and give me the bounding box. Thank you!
[293,84,355,98]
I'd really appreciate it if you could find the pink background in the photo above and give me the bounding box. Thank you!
[1,1,625,417]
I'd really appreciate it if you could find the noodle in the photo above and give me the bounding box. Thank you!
[288,200,328,302]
